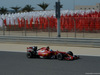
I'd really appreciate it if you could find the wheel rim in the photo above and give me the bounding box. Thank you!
[57,54,63,60]
[27,53,31,58]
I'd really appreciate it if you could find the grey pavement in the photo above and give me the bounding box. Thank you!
[0,51,100,75]
[0,43,100,56]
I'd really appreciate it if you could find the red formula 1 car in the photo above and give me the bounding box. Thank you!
[27,46,79,60]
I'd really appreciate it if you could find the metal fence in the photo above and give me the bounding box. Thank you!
[0,17,100,38]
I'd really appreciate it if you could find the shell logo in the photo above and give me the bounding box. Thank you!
[46,53,48,56]
[42,53,48,56]
[42,54,44,56]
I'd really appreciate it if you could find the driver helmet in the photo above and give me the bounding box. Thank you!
[46,46,50,50]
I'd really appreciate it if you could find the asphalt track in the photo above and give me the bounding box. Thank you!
[0,51,100,75]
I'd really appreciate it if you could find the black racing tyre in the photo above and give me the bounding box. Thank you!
[67,51,73,56]
[27,52,33,58]
[57,53,64,60]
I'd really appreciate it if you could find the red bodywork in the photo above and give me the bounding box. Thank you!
[27,47,79,60]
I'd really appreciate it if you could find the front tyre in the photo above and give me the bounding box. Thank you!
[67,51,73,56]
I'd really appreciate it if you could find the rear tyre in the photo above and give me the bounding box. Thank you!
[67,51,73,56]
[27,52,33,58]
[57,53,63,60]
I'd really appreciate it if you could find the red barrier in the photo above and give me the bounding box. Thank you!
[5,11,100,32]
